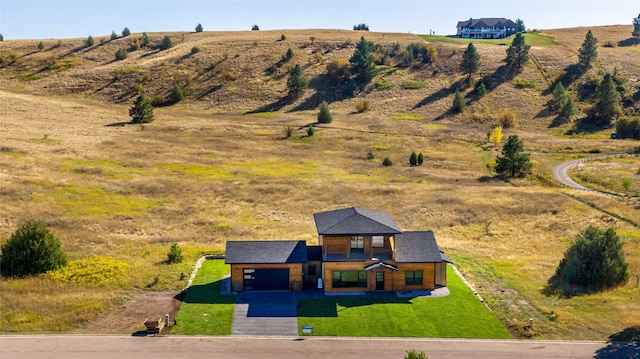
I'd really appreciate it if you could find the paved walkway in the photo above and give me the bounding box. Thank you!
[232,292,298,336]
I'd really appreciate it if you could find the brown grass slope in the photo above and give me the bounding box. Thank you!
[0,27,639,339]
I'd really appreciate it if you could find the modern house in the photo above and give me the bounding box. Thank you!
[456,18,518,39]
[225,207,452,293]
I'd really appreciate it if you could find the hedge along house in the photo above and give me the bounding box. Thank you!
[225,207,451,293]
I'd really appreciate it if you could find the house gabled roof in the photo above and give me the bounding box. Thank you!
[457,18,517,29]
[225,240,308,264]
[313,207,402,235]
[394,231,451,263]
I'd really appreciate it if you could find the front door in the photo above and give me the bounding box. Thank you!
[376,272,384,291]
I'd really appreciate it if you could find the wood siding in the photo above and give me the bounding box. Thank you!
[229,263,303,291]
[323,261,437,292]
[323,235,393,259]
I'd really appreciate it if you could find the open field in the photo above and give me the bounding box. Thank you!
[1,26,639,340]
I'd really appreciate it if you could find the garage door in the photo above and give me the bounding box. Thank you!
[243,268,289,291]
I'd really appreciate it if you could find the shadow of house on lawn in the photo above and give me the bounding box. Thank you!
[176,279,235,305]
[594,326,640,359]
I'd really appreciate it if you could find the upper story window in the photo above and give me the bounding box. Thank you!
[351,236,364,252]
[372,236,384,248]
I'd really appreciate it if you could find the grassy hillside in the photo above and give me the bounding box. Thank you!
[0,26,639,339]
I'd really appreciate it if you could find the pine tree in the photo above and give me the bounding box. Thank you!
[160,36,173,50]
[451,88,465,113]
[495,135,532,178]
[195,23,203,33]
[37,41,44,51]
[550,83,568,110]
[505,32,530,69]
[286,64,308,98]
[460,43,481,80]
[632,14,640,39]
[129,94,155,123]
[417,153,424,166]
[561,96,576,121]
[122,27,131,37]
[516,19,526,33]
[409,152,418,166]
[86,35,94,47]
[0,220,67,277]
[141,32,151,47]
[578,30,598,67]
[349,36,377,85]
[317,101,332,124]
[551,226,628,293]
[110,31,118,40]
[476,80,487,97]
[592,73,621,126]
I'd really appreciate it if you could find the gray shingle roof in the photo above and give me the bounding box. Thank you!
[313,207,402,235]
[457,18,517,29]
[395,231,450,263]
[225,240,308,264]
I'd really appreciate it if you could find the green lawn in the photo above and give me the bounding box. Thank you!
[297,265,512,338]
[171,259,235,335]
[419,32,557,47]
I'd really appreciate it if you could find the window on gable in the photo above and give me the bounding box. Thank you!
[406,271,423,285]
[372,236,384,248]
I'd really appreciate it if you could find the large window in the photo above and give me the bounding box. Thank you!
[372,236,384,248]
[406,271,423,285]
[332,271,367,288]
[350,236,364,252]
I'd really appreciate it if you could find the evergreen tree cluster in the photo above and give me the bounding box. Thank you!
[550,226,628,295]
[615,117,640,139]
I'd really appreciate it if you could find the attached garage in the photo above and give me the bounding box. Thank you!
[243,268,289,291]
[226,240,307,292]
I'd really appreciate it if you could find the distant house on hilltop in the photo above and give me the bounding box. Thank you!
[456,18,518,39]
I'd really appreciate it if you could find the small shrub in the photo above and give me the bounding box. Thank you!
[114,48,127,61]
[224,72,237,81]
[167,242,184,264]
[129,37,140,51]
[497,110,517,128]
[251,24,260,31]
[476,80,487,97]
[122,27,131,37]
[110,31,118,40]
[307,126,315,137]
[285,47,294,60]
[417,152,424,165]
[404,350,427,359]
[367,150,375,159]
[588,148,601,154]
[280,34,286,41]
[159,36,173,50]
[317,101,333,124]
[512,78,536,89]
[375,82,393,90]
[355,99,371,113]
[170,84,187,103]
[401,82,427,90]
[195,23,203,33]
[451,88,465,114]
[284,126,293,139]
[309,36,316,43]
[37,41,44,51]
[86,35,94,47]
[191,46,200,54]
[140,32,151,47]
[326,60,351,84]
[151,95,165,107]
[603,41,615,48]
[56,39,63,48]
[382,157,393,166]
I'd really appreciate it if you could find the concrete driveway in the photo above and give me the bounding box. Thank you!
[232,292,298,336]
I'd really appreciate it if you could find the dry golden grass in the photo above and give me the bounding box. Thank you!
[0,26,639,338]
